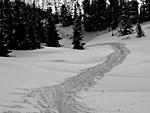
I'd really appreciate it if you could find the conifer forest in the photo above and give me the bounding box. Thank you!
[0,0,149,56]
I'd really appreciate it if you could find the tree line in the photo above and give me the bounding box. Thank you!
[58,0,145,49]
[82,0,145,36]
[0,0,149,56]
[0,0,61,56]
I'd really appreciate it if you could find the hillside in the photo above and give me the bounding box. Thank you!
[0,22,150,113]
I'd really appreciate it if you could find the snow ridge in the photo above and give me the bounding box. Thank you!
[3,43,130,113]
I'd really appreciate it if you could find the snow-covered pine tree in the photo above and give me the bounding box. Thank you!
[45,7,61,47]
[73,1,78,21]
[34,7,46,44]
[60,4,73,27]
[136,12,144,38]
[8,0,29,50]
[82,0,93,31]
[82,0,90,17]
[144,0,150,21]
[128,0,139,24]
[0,35,10,56]
[0,0,11,56]
[140,0,150,22]
[109,0,119,29]
[53,12,59,24]
[91,0,107,31]
[140,2,147,22]
[53,1,59,24]
[118,2,134,36]
[71,2,85,50]
[26,2,41,49]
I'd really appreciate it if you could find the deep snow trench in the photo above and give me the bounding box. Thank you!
[3,42,130,113]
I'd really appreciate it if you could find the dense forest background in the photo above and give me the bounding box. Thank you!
[0,0,148,56]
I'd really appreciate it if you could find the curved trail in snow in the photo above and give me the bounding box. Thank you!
[3,42,130,113]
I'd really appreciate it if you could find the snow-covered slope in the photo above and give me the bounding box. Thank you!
[80,23,150,113]
[1,22,150,113]
[57,24,110,47]
[0,44,112,112]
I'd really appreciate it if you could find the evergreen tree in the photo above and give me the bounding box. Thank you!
[60,4,73,27]
[140,2,146,22]
[45,7,61,47]
[109,0,119,29]
[136,12,144,38]
[140,0,150,22]
[26,2,41,49]
[144,0,150,20]
[82,0,93,31]
[53,1,60,24]
[36,8,45,43]
[82,0,90,15]
[71,3,85,50]
[0,0,11,56]
[93,0,107,31]
[128,0,139,24]
[53,12,60,24]
[136,22,144,38]
[7,1,41,50]
[73,1,78,21]
[118,2,134,36]
[8,0,28,50]
[83,0,107,31]
[0,35,10,56]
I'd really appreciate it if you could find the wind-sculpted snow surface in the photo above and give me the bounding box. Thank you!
[3,43,129,113]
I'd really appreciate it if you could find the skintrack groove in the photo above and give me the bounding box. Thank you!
[2,42,130,113]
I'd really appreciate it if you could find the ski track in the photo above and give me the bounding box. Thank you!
[2,42,130,113]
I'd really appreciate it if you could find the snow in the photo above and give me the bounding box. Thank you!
[1,22,150,113]
[77,23,150,113]
[0,44,112,112]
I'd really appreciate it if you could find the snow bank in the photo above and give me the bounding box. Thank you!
[0,45,112,112]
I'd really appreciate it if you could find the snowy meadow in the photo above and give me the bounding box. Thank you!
[0,22,150,113]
